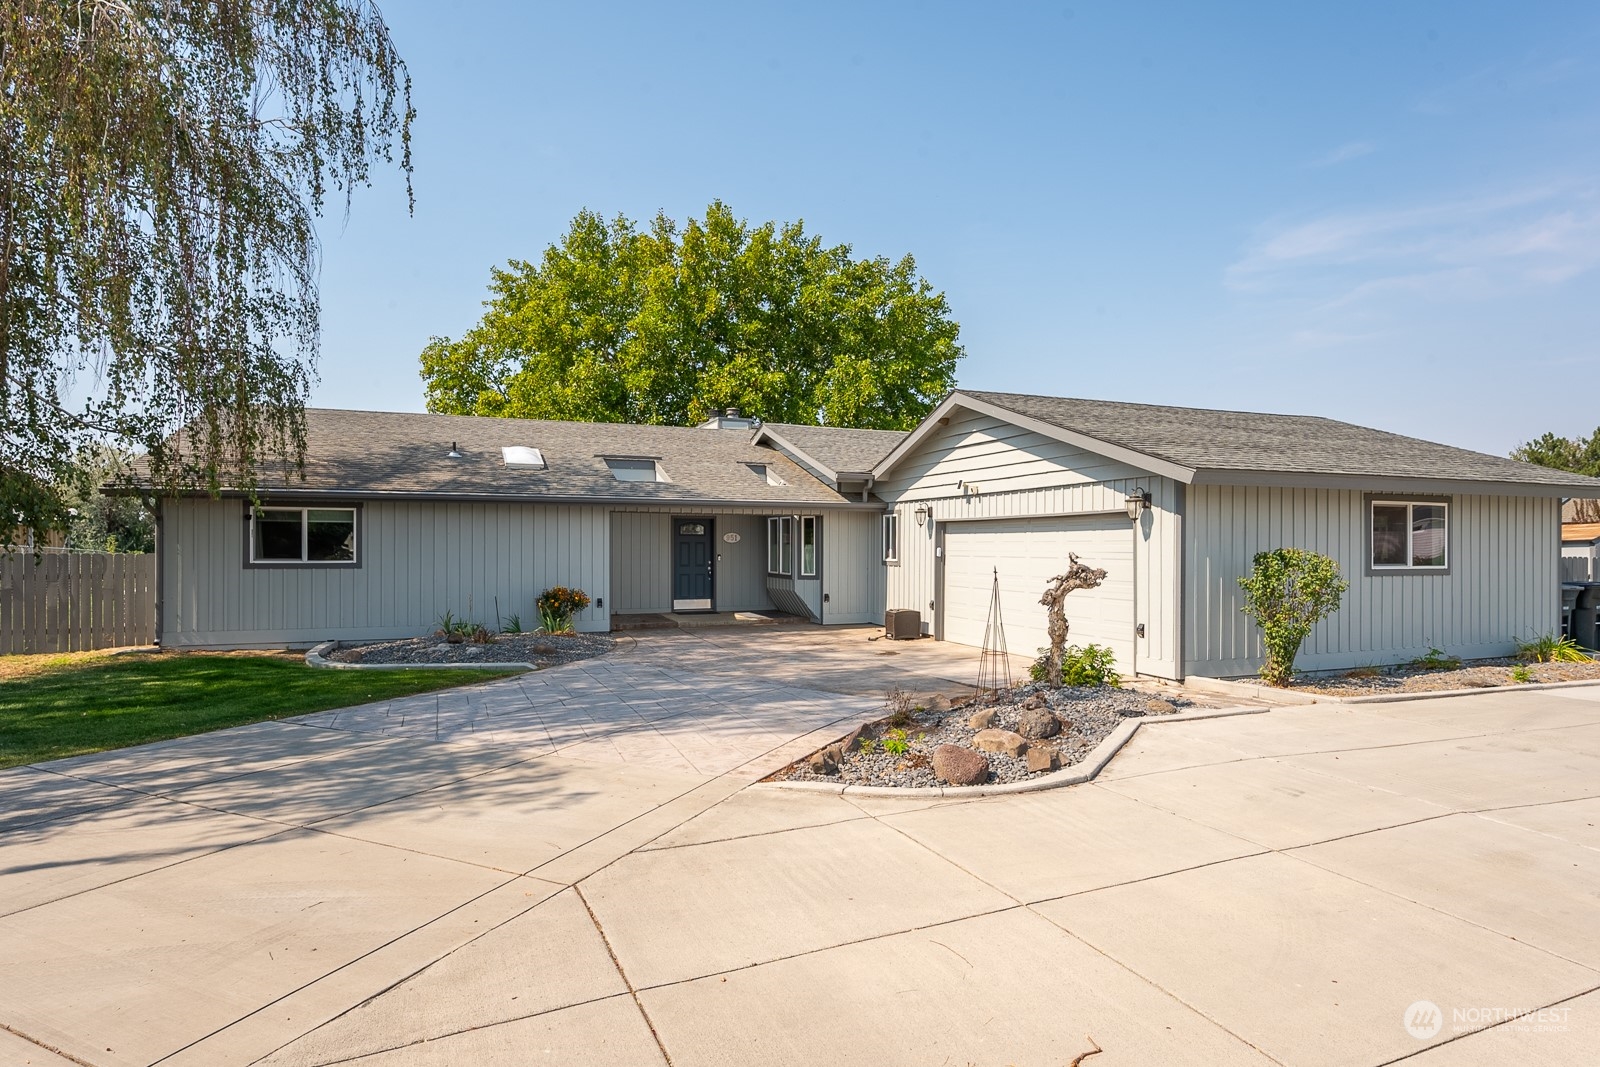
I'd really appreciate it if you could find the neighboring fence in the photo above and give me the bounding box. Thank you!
[0,550,156,654]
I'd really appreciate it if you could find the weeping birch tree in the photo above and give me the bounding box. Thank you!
[1,0,414,544]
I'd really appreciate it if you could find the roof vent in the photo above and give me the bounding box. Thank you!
[447,441,463,459]
[697,408,757,431]
[501,446,547,470]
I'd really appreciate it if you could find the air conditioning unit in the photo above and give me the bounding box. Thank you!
[884,608,922,640]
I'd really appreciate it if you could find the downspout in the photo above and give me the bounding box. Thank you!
[152,497,165,648]
[1130,507,1138,680]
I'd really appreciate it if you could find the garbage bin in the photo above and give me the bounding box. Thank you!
[1562,583,1585,641]
[1573,584,1600,653]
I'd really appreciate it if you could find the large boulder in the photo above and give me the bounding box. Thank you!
[932,745,989,786]
[972,728,1029,758]
[1016,709,1061,740]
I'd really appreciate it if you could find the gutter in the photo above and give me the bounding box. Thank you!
[108,487,887,510]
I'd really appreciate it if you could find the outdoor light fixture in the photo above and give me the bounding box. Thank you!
[1125,487,1151,521]
[914,505,929,527]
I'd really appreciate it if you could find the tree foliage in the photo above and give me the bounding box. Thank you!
[60,446,153,553]
[1512,429,1600,521]
[419,202,963,429]
[1237,548,1349,687]
[1,0,414,547]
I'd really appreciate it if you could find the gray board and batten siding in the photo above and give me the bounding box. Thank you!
[161,497,884,647]
[161,497,613,648]
[874,407,1183,680]
[874,392,1591,681]
[1183,487,1562,675]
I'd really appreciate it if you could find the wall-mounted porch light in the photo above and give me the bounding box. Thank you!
[914,505,929,527]
[1124,487,1152,521]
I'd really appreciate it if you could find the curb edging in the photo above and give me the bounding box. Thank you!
[1181,673,1600,706]
[755,704,1270,800]
[304,640,533,672]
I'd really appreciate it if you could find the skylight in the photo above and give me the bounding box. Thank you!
[605,457,668,483]
[501,446,547,470]
[747,462,786,486]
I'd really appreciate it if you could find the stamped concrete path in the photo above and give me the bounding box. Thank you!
[3,629,1599,1066]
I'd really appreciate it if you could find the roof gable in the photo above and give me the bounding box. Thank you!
[875,391,1600,496]
[752,422,908,483]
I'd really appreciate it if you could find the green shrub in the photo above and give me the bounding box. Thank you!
[1409,647,1461,671]
[1514,633,1594,663]
[1029,644,1120,688]
[503,613,524,634]
[1509,664,1534,684]
[536,586,591,634]
[882,729,910,755]
[1237,549,1349,687]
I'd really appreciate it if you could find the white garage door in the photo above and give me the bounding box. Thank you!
[942,515,1135,676]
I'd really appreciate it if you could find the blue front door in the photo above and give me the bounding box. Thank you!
[673,518,714,610]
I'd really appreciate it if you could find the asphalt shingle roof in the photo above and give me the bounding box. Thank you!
[756,422,909,478]
[962,391,1600,491]
[242,409,864,505]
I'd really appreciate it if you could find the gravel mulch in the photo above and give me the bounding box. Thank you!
[326,632,615,669]
[1288,657,1600,696]
[773,681,1214,789]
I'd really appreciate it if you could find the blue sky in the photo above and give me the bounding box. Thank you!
[314,1,1600,455]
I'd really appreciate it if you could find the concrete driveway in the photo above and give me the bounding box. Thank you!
[3,631,1598,1066]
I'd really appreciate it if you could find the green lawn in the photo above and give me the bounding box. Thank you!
[0,650,518,768]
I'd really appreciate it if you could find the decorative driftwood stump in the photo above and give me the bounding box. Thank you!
[1039,553,1108,687]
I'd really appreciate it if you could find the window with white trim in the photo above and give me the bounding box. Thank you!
[800,516,818,577]
[882,513,898,563]
[251,507,357,564]
[1371,500,1448,570]
[767,516,793,575]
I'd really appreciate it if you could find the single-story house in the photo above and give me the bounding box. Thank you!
[149,391,1600,679]
[1561,522,1600,582]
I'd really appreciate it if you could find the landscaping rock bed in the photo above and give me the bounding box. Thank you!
[1288,658,1600,696]
[326,632,615,669]
[772,682,1211,789]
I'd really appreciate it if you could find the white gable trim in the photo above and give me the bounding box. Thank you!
[750,426,842,485]
[873,391,1196,484]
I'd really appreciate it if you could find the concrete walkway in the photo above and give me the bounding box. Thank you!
[3,632,1598,1066]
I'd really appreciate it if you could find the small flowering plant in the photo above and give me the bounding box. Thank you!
[536,586,591,634]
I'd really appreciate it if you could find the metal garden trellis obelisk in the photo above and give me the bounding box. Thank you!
[976,567,1012,693]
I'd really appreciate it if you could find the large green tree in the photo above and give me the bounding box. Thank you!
[2,0,413,547]
[1513,429,1600,521]
[420,202,963,429]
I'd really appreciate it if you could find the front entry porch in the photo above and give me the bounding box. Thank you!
[609,610,812,632]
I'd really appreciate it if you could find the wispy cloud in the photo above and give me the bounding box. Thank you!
[1413,55,1584,116]
[1226,179,1600,306]
[1308,141,1374,168]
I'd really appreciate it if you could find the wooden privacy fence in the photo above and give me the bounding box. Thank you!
[0,551,156,654]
